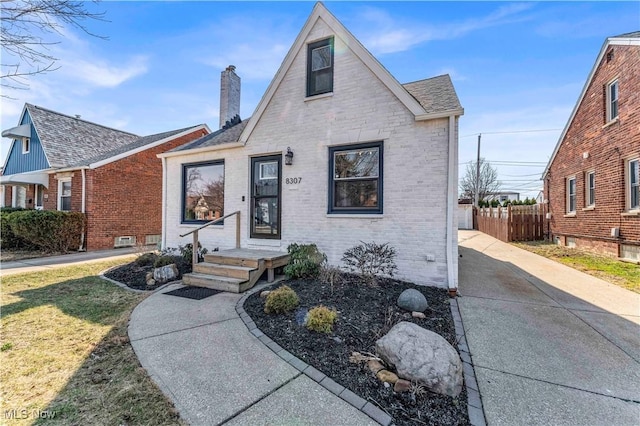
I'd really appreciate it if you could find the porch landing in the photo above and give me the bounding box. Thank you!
[182,248,289,293]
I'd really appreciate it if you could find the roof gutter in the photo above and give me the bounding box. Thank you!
[157,141,244,159]
[415,108,464,122]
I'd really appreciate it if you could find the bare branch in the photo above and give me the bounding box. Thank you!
[1,0,107,91]
[459,158,502,203]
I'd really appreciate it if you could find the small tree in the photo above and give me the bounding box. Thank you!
[459,158,501,206]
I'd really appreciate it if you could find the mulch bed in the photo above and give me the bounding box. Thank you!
[243,275,470,426]
[104,256,191,291]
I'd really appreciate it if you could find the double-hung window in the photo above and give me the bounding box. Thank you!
[606,79,619,122]
[566,177,576,214]
[585,171,595,207]
[307,37,334,97]
[329,142,383,214]
[182,161,225,223]
[58,179,71,211]
[628,158,639,211]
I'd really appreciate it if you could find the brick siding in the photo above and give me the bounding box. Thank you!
[545,43,640,257]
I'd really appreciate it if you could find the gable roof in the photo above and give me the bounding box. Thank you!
[239,2,463,144]
[25,104,139,168]
[3,104,208,171]
[542,31,640,179]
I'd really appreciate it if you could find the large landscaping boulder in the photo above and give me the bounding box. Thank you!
[397,288,428,312]
[375,321,462,397]
[153,264,179,284]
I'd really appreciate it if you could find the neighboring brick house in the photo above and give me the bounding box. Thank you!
[542,31,640,262]
[159,3,464,290]
[1,104,209,250]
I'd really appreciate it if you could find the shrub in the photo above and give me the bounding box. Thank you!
[135,252,158,267]
[306,305,338,333]
[284,243,327,279]
[342,241,398,285]
[0,210,35,250]
[319,265,344,292]
[6,210,85,252]
[178,242,208,263]
[264,285,299,314]
[153,255,181,268]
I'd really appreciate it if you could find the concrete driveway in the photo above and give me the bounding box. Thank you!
[457,231,640,425]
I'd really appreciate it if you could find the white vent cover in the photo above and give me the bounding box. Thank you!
[114,236,136,248]
[145,234,161,246]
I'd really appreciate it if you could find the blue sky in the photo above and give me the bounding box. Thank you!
[1,1,638,198]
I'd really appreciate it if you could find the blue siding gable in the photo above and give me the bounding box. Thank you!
[3,110,50,175]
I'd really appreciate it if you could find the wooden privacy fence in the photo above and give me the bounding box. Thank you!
[476,205,544,242]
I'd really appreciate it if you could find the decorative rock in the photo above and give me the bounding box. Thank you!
[376,369,399,384]
[367,359,385,375]
[260,290,271,298]
[146,278,156,287]
[145,272,153,281]
[412,311,426,319]
[153,264,179,284]
[397,289,428,313]
[394,379,412,393]
[375,321,463,397]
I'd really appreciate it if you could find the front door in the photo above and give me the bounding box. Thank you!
[250,155,281,239]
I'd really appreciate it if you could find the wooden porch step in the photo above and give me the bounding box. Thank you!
[186,248,290,293]
[193,262,255,280]
[182,272,255,294]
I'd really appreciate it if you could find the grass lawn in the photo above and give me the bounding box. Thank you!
[1,258,184,425]
[513,242,640,293]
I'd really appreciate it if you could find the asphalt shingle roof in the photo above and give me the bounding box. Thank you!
[612,31,640,38]
[26,104,203,167]
[402,74,462,114]
[170,119,248,152]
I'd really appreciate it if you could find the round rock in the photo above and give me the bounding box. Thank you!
[397,289,428,312]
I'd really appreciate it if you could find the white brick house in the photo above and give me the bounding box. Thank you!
[159,3,463,290]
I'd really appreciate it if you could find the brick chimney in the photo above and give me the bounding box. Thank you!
[219,65,241,129]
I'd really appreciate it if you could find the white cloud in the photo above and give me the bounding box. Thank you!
[356,3,535,55]
[62,55,149,88]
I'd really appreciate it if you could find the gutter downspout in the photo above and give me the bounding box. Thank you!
[446,115,458,295]
[161,156,167,250]
[79,168,86,251]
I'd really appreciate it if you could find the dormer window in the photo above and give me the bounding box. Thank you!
[307,37,334,97]
[22,137,30,154]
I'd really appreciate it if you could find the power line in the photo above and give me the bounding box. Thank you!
[460,128,562,138]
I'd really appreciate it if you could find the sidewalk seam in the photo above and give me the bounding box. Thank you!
[475,364,640,404]
[235,282,393,426]
[129,316,240,343]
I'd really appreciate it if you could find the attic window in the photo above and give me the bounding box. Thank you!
[307,37,334,97]
[22,137,30,154]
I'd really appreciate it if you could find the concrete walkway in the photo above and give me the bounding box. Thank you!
[129,283,382,426]
[458,230,640,425]
[0,247,139,276]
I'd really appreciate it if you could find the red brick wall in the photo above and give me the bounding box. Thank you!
[84,128,207,250]
[545,43,640,257]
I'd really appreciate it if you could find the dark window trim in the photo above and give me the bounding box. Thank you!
[181,160,225,225]
[328,141,383,215]
[306,37,334,97]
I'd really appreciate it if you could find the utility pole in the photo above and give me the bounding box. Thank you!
[475,133,481,207]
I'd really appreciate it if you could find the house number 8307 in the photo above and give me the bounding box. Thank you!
[286,177,301,184]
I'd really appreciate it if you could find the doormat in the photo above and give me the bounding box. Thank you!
[163,286,222,300]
